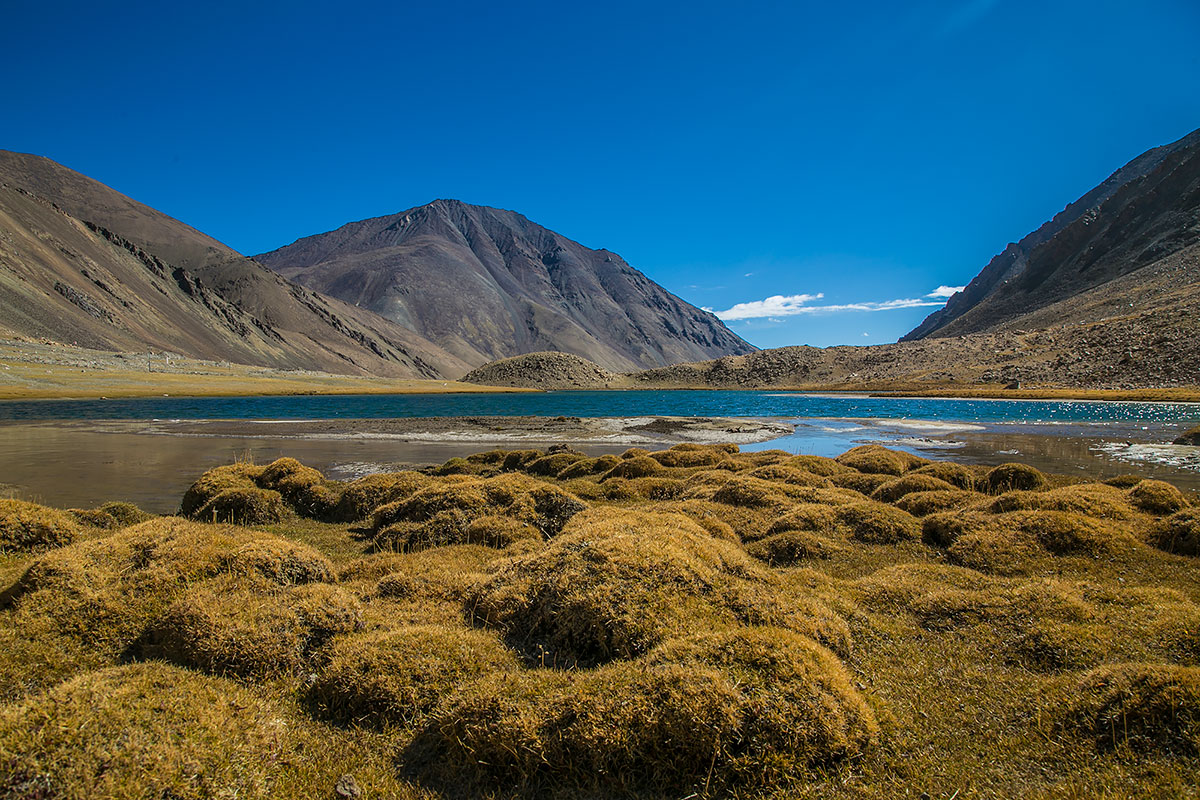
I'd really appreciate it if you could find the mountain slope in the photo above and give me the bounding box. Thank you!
[904,127,1200,340]
[0,154,470,378]
[255,199,754,371]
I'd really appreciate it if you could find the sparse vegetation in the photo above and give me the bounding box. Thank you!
[1,444,1198,798]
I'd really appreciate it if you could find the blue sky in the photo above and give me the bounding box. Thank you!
[5,0,1198,348]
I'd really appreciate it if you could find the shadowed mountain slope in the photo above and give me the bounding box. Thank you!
[0,153,469,378]
[904,127,1200,340]
[255,199,755,371]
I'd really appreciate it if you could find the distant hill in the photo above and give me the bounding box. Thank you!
[0,152,469,378]
[255,199,755,371]
[904,127,1200,340]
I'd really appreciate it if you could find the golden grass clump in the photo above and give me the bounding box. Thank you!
[1062,663,1200,753]
[0,498,79,553]
[465,507,780,666]
[307,625,520,726]
[984,462,1048,494]
[221,538,336,585]
[766,500,920,544]
[836,444,926,476]
[179,462,263,517]
[837,501,922,543]
[870,473,958,503]
[600,454,668,480]
[747,530,843,565]
[196,486,287,525]
[71,501,154,529]
[745,464,833,487]
[332,470,431,522]
[69,507,120,529]
[911,461,977,490]
[371,474,587,552]
[1128,479,1191,515]
[708,474,797,508]
[0,662,290,799]
[940,511,1138,575]
[255,456,341,518]
[649,443,732,468]
[987,483,1136,520]
[416,628,876,794]
[783,454,854,476]
[412,662,744,792]
[139,578,362,678]
[555,454,621,479]
[1152,507,1200,556]
[2,521,335,659]
[1103,474,1148,489]
[895,488,984,517]
[523,450,586,476]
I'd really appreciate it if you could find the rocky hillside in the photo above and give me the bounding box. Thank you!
[256,199,754,371]
[0,153,470,378]
[905,127,1200,340]
[464,282,1200,390]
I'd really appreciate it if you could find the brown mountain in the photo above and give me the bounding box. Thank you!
[903,127,1200,340]
[255,199,755,371]
[0,152,469,378]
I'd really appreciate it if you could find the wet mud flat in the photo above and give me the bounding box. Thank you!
[0,416,794,512]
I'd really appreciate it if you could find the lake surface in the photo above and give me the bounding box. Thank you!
[3,390,1200,427]
[2,391,1198,512]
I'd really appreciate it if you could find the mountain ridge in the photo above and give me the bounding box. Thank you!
[904,127,1200,340]
[256,198,755,371]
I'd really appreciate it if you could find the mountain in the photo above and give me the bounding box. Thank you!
[0,152,470,378]
[904,127,1200,340]
[255,199,755,371]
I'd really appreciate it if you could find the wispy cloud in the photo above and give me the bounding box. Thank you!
[714,288,955,321]
[713,294,825,321]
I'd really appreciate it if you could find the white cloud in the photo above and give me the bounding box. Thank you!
[926,285,965,299]
[715,292,947,320]
[715,293,824,321]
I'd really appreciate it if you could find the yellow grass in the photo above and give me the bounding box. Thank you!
[2,444,1200,798]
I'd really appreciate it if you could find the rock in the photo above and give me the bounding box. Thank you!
[335,773,362,799]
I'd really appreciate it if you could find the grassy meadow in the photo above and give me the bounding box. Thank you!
[1,443,1199,798]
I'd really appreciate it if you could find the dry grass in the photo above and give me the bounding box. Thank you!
[1153,507,1200,556]
[2,446,1199,798]
[1062,663,1200,752]
[307,625,520,726]
[1129,479,1192,515]
[0,499,79,552]
[0,662,291,798]
[983,462,1048,493]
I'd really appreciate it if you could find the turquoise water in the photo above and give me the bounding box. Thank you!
[1,390,1198,426]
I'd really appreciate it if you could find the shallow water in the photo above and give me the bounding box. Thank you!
[1,391,1198,512]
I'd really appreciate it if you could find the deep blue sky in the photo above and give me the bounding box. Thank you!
[6,0,1198,348]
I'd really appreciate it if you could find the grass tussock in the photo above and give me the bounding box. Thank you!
[1062,663,1200,753]
[870,473,958,503]
[940,510,1138,574]
[987,483,1136,520]
[0,499,79,553]
[835,444,920,476]
[984,462,1048,494]
[466,507,783,666]
[783,454,854,476]
[371,474,587,551]
[747,530,844,565]
[745,464,833,487]
[1128,479,1191,515]
[1152,507,1200,555]
[307,625,520,726]
[828,471,896,495]
[333,471,431,521]
[413,628,876,794]
[895,488,984,516]
[138,577,362,678]
[0,662,291,799]
[766,500,921,544]
[911,461,978,490]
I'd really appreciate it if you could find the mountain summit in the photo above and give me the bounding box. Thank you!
[256,199,754,371]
